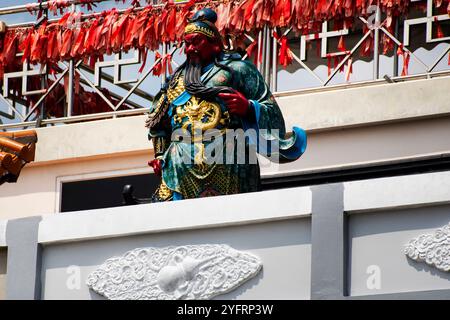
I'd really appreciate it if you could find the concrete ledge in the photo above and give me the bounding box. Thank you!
[34,115,151,163]
[38,187,312,244]
[0,220,7,247]
[344,171,450,213]
[278,76,450,132]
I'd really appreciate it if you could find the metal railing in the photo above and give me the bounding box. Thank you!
[0,0,449,131]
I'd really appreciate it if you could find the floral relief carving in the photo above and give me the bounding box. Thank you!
[404,222,450,272]
[87,244,262,300]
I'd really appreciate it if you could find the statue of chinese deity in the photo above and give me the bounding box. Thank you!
[145,8,307,202]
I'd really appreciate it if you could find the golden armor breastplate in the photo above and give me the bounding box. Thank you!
[167,74,230,133]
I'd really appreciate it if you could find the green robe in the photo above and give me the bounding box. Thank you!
[147,53,306,201]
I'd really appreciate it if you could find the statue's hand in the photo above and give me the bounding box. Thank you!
[218,90,250,118]
[148,158,163,176]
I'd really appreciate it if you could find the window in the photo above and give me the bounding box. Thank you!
[60,173,160,212]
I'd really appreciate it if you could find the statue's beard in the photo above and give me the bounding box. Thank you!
[181,58,235,101]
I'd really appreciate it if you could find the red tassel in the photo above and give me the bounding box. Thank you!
[334,55,340,70]
[71,27,87,59]
[19,30,34,63]
[434,17,444,38]
[167,6,177,42]
[1,0,419,79]
[152,51,162,76]
[139,48,148,73]
[31,23,48,64]
[85,19,100,55]
[337,35,346,52]
[339,57,346,73]
[47,30,57,61]
[402,52,410,76]
[345,57,353,81]
[140,14,154,48]
[244,0,256,21]
[48,0,70,15]
[360,26,373,57]
[89,55,99,69]
[273,32,293,68]
[282,0,292,26]
[397,45,410,76]
[2,32,18,67]
[163,54,173,75]
[327,54,332,76]
[60,29,74,60]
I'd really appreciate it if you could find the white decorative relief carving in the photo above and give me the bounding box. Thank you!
[404,222,450,272]
[86,244,262,300]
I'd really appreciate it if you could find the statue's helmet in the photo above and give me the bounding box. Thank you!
[184,8,222,42]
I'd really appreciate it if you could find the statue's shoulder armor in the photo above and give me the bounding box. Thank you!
[164,73,176,89]
[146,89,169,130]
[226,59,257,74]
[215,53,257,88]
[221,52,243,61]
[146,71,184,129]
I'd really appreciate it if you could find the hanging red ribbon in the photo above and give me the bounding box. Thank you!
[19,30,33,63]
[244,0,257,22]
[137,48,147,73]
[48,0,70,15]
[337,35,346,52]
[273,31,293,68]
[2,0,449,88]
[326,54,332,76]
[151,50,174,76]
[152,51,163,76]
[279,36,293,68]
[345,57,353,81]
[434,17,444,38]
[397,44,410,76]
[163,53,173,75]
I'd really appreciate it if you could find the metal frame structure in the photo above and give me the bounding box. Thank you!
[0,0,449,131]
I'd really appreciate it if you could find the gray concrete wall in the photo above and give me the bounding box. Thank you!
[348,205,450,297]
[41,219,311,300]
[0,248,6,300]
[1,171,450,300]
